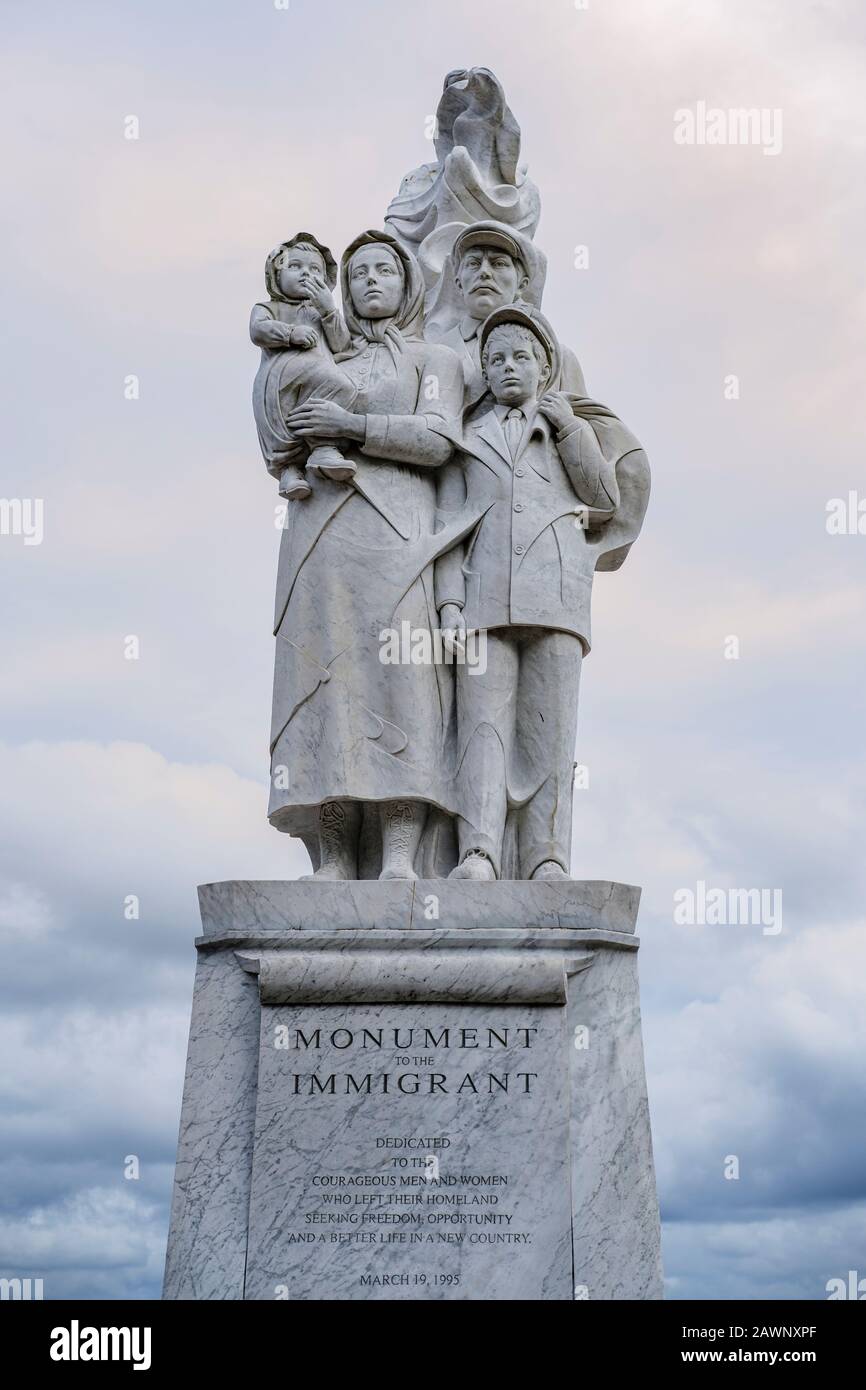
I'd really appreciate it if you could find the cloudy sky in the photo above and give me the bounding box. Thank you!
[1,0,864,1300]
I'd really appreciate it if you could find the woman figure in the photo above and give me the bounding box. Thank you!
[266,229,471,880]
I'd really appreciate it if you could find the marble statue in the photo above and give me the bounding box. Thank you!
[252,74,650,883]
[163,66,663,1307]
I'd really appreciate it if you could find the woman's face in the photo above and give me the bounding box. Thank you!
[348,245,404,319]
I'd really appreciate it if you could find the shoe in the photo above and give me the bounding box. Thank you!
[279,468,311,500]
[449,850,496,881]
[306,446,356,482]
[530,860,570,881]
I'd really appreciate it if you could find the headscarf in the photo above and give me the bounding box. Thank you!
[339,229,425,361]
[264,231,338,303]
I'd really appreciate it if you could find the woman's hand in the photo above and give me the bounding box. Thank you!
[286,400,365,442]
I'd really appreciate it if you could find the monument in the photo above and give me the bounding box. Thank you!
[164,67,661,1301]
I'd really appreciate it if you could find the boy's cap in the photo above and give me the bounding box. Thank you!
[453,225,526,268]
[479,304,557,367]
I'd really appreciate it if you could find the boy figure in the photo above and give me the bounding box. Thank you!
[435,305,648,881]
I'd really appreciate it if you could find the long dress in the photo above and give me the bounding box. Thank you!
[266,333,473,877]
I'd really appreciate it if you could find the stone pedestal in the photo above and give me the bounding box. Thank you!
[163,881,663,1301]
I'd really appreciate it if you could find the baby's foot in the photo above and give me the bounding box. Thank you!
[307,446,356,482]
[279,467,311,500]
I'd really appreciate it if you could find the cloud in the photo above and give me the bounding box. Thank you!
[650,921,866,1223]
[0,740,305,1010]
[0,1186,168,1300]
[0,0,864,1301]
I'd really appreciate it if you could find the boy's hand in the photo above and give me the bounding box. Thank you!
[289,325,319,350]
[440,603,467,659]
[537,391,575,434]
[301,272,336,318]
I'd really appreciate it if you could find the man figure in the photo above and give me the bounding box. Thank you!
[433,306,649,880]
[423,220,587,407]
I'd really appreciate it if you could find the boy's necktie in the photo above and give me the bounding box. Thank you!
[504,407,524,460]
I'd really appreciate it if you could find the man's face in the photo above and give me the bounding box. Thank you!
[483,327,548,405]
[455,245,528,321]
[277,245,325,300]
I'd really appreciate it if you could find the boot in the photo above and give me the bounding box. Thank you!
[379,801,425,880]
[301,801,359,880]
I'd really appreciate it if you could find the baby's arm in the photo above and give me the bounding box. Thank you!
[250,304,293,349]
[250,304,318,351]
[302,276,351,355]
[320,307,352,355]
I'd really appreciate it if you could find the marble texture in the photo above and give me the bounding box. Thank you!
[253,949,573,1004]
[245,1001,572,1301]
[163,880,662,1300]
[567,942,664,1299]
[161,939,260,1301]
[197,878,641,938]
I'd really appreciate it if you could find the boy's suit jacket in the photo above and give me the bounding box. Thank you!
[432,395,650,651]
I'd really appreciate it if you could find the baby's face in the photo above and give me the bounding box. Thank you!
[277,245,325,300]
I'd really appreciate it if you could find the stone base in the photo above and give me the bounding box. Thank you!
[162,881,663,1301]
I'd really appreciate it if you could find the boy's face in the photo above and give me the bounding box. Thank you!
[483,327,548,406]
[277,245,325,299]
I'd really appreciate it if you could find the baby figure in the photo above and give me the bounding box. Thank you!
[250,232,358,499]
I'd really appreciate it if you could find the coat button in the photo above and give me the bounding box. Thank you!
[514,544,525,555]
[513,503,523,512]
[515,468,525,477]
